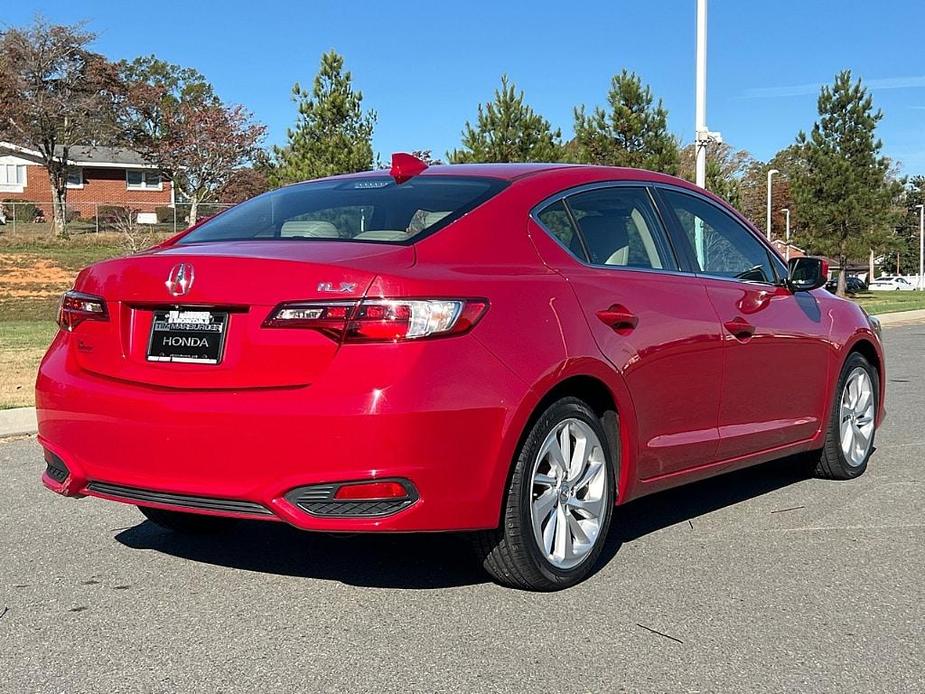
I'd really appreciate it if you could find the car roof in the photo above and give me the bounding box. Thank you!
[300,162,706,189]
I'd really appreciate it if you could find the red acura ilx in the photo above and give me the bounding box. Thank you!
[37,155,884,590]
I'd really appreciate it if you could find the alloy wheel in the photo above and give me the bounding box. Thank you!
[839,366,876,467]
[529,418,608,570]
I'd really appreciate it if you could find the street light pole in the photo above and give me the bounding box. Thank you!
[766,169,779,241]
[695,0,708,188]
[781,208,790,260]
[916,204,924,290]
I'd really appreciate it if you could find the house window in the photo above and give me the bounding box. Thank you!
[66,168,83,188]
[0,163,26,188]
[126,169,162,190]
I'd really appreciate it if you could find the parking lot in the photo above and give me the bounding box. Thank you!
[1,322,922,693]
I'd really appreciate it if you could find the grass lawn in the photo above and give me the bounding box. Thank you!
[853,291,925,315]
[0,320,57,409]
[0,234,149,408]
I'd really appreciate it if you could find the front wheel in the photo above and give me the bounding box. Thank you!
[811,352,879,480]
[473,397,615,590]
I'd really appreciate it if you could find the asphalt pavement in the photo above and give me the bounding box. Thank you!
[1,324,923,693]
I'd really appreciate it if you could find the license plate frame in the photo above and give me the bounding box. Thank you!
[146,309,229,364]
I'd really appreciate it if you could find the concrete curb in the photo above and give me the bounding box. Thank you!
[0,407,36,438]
[874,308,925,326]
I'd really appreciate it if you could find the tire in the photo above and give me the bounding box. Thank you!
[812,352,879,480]
[473,397,616,591]
[137,505,238,534]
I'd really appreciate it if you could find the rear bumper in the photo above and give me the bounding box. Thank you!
[37,331,528,532]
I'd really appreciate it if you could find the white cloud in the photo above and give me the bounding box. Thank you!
[742,75,925,99]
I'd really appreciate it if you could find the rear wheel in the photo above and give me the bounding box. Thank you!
[137,506,238,534]
[474,397,615,590]
[812,352,878,480]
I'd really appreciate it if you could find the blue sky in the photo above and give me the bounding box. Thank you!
[9,1,925,174]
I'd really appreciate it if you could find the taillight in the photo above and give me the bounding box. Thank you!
[264,298,487,342]
[57,291,108,331]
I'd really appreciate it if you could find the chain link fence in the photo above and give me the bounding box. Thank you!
[0,200,235,238]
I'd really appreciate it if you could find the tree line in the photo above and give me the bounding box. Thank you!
[0,18,920,293]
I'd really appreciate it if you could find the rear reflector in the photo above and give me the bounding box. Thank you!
[285,479,418,518]
[264,298,487,342]
[333,481,409,500]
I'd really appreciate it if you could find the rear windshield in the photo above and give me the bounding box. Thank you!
[178,176,507,245]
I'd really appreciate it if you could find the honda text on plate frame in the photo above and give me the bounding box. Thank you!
[37,155,885,591]
[147,309,228,364]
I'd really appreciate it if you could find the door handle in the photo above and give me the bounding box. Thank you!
[597,304,638,331]
[724,316,755,340]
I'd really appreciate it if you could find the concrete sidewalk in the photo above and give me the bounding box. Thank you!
[0,406,36,438]
[875,307,925,326]
[1,307,922,440]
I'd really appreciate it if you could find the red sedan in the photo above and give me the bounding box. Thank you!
[37,156,885,590]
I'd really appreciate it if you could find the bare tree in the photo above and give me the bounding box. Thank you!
[104,206,152,254]
[679,141,754,208]
[121,58,266,226]
[159,103,265,225]
[0,18,122,236]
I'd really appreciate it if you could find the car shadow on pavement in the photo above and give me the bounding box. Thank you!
[115,454,813,589]
[116,520,488,589]
[591,453,814,577]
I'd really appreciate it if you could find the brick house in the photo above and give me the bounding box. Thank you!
[770,238,806,260]
[770,240,871,281]
[0,142,173,221]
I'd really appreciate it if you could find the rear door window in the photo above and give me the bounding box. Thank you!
[564,187,678,271]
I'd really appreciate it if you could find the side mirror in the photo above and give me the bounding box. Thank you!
[787,256,828,292]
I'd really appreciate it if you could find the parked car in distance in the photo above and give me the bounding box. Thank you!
[37,155,886,590]
[869,276,917,291]
[826,275,867,294]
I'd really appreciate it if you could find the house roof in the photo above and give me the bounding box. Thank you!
[771,238,806,254]
[0,141,158,170]
[56,145,152,167]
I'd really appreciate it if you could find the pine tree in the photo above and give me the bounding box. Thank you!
[272,51,376,184]
[893,176,925,277]
[448,75,563,163]
[572,70,679,174]
[791,70,899,295]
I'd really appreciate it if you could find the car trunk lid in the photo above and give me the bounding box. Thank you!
[68,241,414,389]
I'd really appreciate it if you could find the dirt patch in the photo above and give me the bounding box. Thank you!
[0,254,74,291]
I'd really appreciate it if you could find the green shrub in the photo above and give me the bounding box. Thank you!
[2,199,40,222]
[155,206,176,224]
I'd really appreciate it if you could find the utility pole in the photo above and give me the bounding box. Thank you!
[916,204,924,289]
[695,0,708,188]
[766,169,779,240]
[781,208,790,260]
[694,0,721,267]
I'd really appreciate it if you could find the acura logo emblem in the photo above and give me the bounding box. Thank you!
[166,263,194,297]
